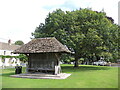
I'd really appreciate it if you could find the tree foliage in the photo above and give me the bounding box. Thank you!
[0,55,19,59]
[32,8,118,67]
[15,40,24,45]
[18,54,28,62]
[0,54,28,62]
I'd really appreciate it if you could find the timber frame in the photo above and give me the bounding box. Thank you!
[26,53,61,74]
[13,37,71,75]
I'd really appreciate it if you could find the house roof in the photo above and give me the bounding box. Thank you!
[13,37,71,54]
[0,42,20,51]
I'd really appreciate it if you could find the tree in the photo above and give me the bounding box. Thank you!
[15,40,24,45]
[18,54,28,62]
[32,8,118,67]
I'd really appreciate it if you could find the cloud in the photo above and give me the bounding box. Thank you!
[0,0,49,43]
[43,0,118,24]
[72,0,118,23]
[0,0,119,43]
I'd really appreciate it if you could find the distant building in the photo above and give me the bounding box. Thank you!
[0,40,21,67]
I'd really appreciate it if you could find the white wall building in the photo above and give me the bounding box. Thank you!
[0,40,21,67]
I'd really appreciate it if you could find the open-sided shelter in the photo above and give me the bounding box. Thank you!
[13,37,71,75]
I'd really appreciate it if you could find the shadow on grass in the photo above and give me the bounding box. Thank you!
[2,72,15,77]
[61,65,110,73]
[2,67,26,78]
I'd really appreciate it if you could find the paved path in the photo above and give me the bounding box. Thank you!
[10,73,71,79]
[0,66,15,69]
[111,64,120,67]
[0,66,26,69]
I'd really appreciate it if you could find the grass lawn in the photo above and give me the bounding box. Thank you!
[1,64,118,88]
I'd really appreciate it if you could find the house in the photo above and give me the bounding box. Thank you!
[13,37,71,75]
[0,40,21,67]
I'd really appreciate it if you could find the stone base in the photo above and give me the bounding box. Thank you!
[10,73,71,79]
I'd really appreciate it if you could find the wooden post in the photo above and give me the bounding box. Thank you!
[55,53,61,75]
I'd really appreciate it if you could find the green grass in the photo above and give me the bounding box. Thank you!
[1,64,118,88]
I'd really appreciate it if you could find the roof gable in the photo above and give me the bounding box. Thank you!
[0,42,20,51]
[13,37,71,54]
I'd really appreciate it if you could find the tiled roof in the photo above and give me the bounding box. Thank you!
[13,37,71,54]
[0,42,20,51]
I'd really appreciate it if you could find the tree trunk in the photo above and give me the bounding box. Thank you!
[74,57,79,67]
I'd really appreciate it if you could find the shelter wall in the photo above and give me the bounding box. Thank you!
[28,53,59,71]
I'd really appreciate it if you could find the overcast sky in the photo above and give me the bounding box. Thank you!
[0,0,119,43]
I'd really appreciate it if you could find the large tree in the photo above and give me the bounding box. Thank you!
[32,8,118,67]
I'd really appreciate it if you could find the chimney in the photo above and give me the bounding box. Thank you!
[8,39,11,45]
